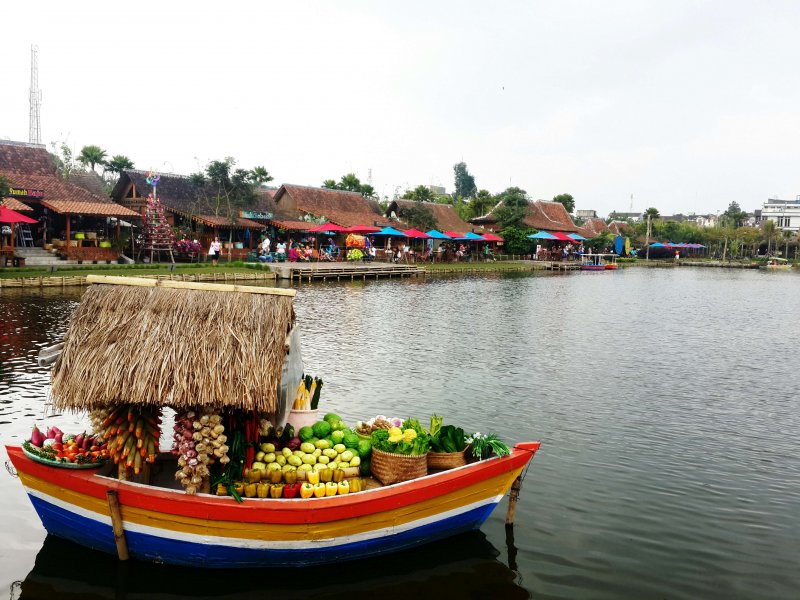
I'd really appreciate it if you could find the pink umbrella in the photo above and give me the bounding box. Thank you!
[345,225,381,234]
[307,222,346,232]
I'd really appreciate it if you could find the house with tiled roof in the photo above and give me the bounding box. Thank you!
[273,184,390,229]
[578,217,609,238]
[470,199,580,234]
[0,140,139,259]
[384,199,478,234]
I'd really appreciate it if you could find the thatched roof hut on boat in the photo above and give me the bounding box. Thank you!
[50,276,295,413]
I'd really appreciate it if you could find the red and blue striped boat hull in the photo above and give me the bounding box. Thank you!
[8,442,539,568]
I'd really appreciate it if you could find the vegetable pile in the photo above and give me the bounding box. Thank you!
[26,425,108,465]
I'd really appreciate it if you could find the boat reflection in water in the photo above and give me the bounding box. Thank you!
[20,531,527,600]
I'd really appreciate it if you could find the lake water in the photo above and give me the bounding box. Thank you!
[1,267,799,599]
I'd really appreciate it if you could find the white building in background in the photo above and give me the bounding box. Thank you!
[760,197,800,232]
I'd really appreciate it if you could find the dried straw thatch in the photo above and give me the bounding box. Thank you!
[51,276,296,413]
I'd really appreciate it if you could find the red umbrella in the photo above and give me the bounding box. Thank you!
[443,230,465,239]
[403,228,432,239]
[0,205,37,224]
[345,225,381,234]
[0,206,37,252]
[307,222,346,232]
[482,233,503,242]
[550,232,575,242]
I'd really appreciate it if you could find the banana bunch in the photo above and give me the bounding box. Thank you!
[98,404,161,475]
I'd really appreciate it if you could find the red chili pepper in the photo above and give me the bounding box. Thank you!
[283,483,300,499]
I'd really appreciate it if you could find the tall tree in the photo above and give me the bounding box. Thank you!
[453,162,477,199]
[77,145,107,173]
[493,186,529,229]
[401,185,434,202]
[192,158,258,229]
[250,166,273,185]
[398,203,436,231]
[552,193,575,214]
[106,155,135,175]
[321,173,375,198]
[643,207,660,219]
[467,189,495,219]
[49,142,76,179]
[722,201,748,228]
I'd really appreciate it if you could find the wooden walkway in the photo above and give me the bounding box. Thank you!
[272,261,425,282]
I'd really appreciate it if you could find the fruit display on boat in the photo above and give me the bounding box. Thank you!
[95,405,161,475]
[24,425,108,466]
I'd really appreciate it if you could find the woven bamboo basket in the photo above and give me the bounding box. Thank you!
[370,448,428,485]
[427,448,468,470]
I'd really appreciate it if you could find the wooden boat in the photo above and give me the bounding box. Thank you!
[7,442,539,568]
[7,275,541,568]
[580,253,619,271]
[759,257,791,270]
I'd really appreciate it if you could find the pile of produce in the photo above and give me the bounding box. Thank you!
[428,415,467,453]
[355,415,404,437]
[172,409,229,495]
[95,405,161,475]
[346,248,364,261]
[292,375,323,411]
[370,418,430,456]
[25,426,108,465]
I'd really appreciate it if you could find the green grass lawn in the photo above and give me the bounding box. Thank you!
[0,262,272,280]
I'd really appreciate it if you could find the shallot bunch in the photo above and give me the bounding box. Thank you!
[173,409,229,495]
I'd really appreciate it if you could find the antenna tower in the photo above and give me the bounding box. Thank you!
[29,45,42,144]
[368,168,373,186]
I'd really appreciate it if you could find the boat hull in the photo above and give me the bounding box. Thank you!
[580,265,606,271]
[8,443,539,568]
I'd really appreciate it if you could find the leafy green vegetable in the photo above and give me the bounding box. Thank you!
[430,425,466,453]
[429,414,443,438]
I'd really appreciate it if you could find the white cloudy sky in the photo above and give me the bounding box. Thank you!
[3,1,800,216]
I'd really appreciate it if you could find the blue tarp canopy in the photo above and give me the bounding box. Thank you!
[528,231,557,239]
[649,242,665,247]
[426,229,451,239]
[372,226,407,236]
[463,231,485,241]
[568,233,586,240]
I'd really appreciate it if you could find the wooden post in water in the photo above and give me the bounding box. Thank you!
[106,490,129,561]
[505,475,522,526]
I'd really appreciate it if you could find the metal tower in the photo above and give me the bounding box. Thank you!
[29,45,42,144]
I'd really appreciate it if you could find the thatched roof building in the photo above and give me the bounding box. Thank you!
[470,199,579,234]
[110,170,268,230]
[273,184,390,227]
[51,276,296,413]
[385,199,477,233]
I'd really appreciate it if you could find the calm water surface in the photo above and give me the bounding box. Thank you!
[1,268,799,599]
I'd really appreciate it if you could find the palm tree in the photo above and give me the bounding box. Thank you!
[643,207,660,219]
[250,166,273,185]
[106,155,135,175]
[77,145,108,173]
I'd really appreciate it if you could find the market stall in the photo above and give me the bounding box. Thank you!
[7,275,540,568]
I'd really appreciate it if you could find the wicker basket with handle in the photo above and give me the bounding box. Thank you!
[370,447,428,485]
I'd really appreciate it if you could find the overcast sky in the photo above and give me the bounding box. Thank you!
[3,1,799,216]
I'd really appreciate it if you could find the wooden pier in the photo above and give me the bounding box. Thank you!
[0,271,277,289]
[271,262,425,282]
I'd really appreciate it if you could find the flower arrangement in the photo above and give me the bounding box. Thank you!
[175,238,203,254]
[346,248,363,261]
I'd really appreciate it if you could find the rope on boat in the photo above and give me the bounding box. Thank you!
[4,460,18,478]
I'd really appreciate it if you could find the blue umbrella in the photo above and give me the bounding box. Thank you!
[650,242,665,247]
[426,229,451,239]
[463,231,485,241]
[372,226,407,236]
[528,231,557,239]
[568,233,586,240]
